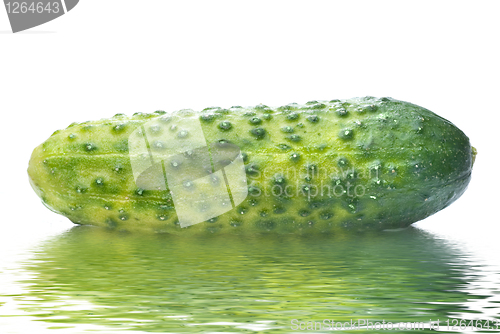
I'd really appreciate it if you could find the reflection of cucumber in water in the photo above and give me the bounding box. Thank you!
[21,227,478,332]
[28,97,475,233]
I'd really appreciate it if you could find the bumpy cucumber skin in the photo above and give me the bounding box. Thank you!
[28,97,474,234]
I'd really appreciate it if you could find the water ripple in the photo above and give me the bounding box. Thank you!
[0,226,498,333]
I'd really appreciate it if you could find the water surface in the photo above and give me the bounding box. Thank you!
[1,226,499,333]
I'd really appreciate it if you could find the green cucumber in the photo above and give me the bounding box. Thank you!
[28,97,475,234]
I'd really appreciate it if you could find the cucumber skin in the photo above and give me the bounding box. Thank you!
[28,97,474,234]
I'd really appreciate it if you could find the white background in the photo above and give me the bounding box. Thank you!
[0,1,499,332]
